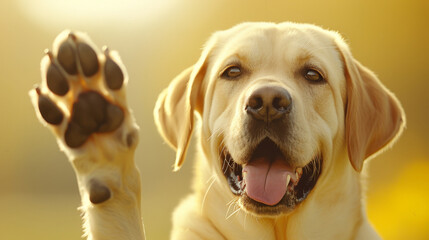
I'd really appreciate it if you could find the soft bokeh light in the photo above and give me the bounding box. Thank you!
[17,0,176,28]
[1,0,428,239]
[368,160,429,239]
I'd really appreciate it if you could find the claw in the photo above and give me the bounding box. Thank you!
[68,32,77,41]
[44,49,54,61]
[102,46,109,54]
[35,85,41,95]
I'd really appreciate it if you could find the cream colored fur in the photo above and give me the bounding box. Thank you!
[30,30,145,240]
[155,22,405,240]
[31,22,405,240]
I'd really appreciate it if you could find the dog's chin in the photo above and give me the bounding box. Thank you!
[220,138,322,217]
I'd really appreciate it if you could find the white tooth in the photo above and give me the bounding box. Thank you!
[242,171,247,180]
[296,172,299,179]
[296,168,303,175]
[286,174,291,187]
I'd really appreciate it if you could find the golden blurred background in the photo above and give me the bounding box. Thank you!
[0,0,428,239]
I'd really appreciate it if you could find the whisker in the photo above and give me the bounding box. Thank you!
[227,158,234,168]
[226,197,237,207]
[304,155,322,181]
[225,200,235,217]
[206,174,216,184]
[201,176,217,214]
[222,160,228,175]
[226,205,241,220]
[225,198,238,219]
[207,128,225,141]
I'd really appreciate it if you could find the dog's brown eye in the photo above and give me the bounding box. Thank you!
[221,66,242,79]
[304,69,324,83]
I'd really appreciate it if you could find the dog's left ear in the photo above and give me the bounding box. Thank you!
[154,36,217,171]
[335,38,406,172]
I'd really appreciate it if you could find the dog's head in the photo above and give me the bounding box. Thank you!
[154,22,405,217]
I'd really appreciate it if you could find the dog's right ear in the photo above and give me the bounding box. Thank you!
[154,36,217,171]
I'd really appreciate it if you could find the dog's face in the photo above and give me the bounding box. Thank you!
[208,23,345,215]
[155,22,404,217]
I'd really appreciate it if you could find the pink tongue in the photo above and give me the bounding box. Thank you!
[243,157,295,206]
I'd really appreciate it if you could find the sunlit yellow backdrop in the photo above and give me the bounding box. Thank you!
[1,0,427,239]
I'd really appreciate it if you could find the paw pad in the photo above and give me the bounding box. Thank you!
[65,91,124,148]
[46,52,70,96]
[37,88,64,125]
[104,50,124,90]
[33,30,129,149]
[57,37,78,75]
[77,42,99,77]
[89,179,111,204]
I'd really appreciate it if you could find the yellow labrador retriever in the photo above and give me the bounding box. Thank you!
[31,22,405,240]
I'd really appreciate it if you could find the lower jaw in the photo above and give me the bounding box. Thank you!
[239,195,296,217]
[237,181,311,217]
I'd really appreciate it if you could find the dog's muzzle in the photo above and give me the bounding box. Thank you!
[220,85,322,215]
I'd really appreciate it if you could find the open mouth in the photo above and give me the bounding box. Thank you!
[221,138,322,215]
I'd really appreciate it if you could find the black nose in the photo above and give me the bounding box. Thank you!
[245,86,292,123]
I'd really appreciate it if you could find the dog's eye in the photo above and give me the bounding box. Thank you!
[304,69,325,83]
[221,66,242,79]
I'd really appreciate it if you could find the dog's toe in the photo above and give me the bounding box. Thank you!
[37,91,64,125]
[103,49,124,90]
[57,35,78,75]
[77,41,99,77]
[46,58,70,96]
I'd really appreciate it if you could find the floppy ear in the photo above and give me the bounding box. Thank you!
[154,37,216,171]
[336,39,406,172]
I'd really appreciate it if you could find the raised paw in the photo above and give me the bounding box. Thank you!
[30,31,141,207]
[30,30,137,151]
